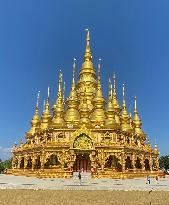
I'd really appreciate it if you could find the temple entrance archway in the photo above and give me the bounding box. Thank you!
[73,153,91,172]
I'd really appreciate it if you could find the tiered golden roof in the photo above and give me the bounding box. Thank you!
[26,30,147,138]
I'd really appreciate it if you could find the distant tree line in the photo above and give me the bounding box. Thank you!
[159,155,169,171]
[0,158,12,173]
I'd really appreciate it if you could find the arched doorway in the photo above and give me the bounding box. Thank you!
[144,159,150,171]
[105,155,122,171]
[27,156,32,169]
[44,154,61,169]
[125,156,132,170]
[135,157,142,169]
[20,157,24,169]
[35,156,41,169]
[73,153,91,172]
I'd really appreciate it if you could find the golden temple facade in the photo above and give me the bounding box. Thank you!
[11,30,159,179]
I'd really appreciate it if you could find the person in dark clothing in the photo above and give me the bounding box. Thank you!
[78,171,82,185]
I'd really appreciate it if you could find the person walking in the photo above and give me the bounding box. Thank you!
[78,171,82,185]
[147,175,151,184]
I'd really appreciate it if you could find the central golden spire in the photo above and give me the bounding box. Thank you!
[77,29,97,111]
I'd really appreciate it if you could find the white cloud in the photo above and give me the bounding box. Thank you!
[0,146,12,161]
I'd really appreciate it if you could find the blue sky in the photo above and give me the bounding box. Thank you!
[0,0,169,159]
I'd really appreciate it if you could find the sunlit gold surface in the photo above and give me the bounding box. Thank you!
[11,30,160,179]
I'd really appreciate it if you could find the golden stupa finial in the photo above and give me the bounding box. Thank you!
[98,59,102,89]
[122,83,126,109]
[36,91,40,108]
[56,69,63,100]
[84,28,92,61]
[43,99,46,112]
[47,86,50,99]
[154,137,158,151]
[129,103,132,117]
[134,96,137,113]
[113,73,116,95]
[72,58,76,88]
[108,78,113,99]
[63,81,66,103]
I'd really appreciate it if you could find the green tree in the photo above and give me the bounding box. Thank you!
[0,159,4,173]
[0,158,12,173]
[159,155,169,171]
[3,158,12,169]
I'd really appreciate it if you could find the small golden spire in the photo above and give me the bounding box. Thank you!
[26,91,41,137]
[65,58,80,125]
[72,58,76,88]
[41,87,51,130]
[52,70,65,128]
[108,78,112,98]
[121,84,133,133]
[134,96,137,112]
[36,91,40,108]
[105,78,117,128]
[133,96,145,138]
[98,59,101,85]
[47,86,50,99]
[154,137,158,151]
[59,69,62,94]
[90,60,106,126]
[113,73,116,95]
[63,81,66,103]
[122,83,126,108]
[35,90,40,117]
[110,74,121,127]
[43,100,46,112]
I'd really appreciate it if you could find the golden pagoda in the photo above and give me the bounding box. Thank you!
[11,30,160,179]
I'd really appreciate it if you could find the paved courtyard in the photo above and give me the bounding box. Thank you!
[0,173,169,191]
